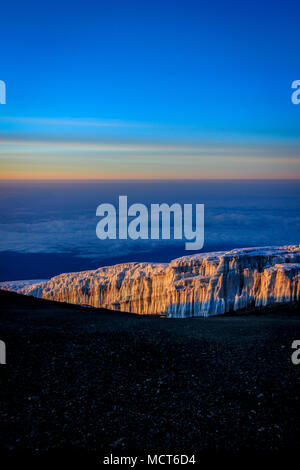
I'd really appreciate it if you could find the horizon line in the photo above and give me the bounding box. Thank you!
[0,177,299,182]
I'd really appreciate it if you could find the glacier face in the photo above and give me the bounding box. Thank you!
[2,246,300,317]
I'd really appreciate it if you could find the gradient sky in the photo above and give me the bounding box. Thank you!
[0,0,300,178]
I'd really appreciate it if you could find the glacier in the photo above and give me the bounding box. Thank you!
[1,246,300,317]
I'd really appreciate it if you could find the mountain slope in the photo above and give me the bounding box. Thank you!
[0,289,300,455]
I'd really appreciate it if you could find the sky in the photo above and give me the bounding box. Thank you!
[0,0,300,179]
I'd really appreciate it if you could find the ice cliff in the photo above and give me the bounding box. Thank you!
[2,246,300,317]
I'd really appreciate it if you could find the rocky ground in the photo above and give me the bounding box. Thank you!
[0,289,299,465]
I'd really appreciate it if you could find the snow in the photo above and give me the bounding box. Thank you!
[1,246,300,317]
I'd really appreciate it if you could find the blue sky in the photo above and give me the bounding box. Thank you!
[0,0,299,178]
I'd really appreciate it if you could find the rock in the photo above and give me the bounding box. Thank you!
[111,437,126,448]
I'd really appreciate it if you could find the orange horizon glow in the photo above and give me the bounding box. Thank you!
[1,137,300,180]
[1,174,300,180]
